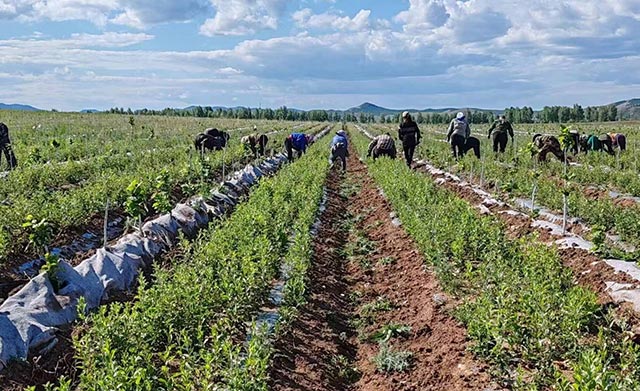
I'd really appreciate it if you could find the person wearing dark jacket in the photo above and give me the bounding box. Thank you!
[285,132,310,161]
[367,133,397,160]
[598,134,615,155]
[446,112,471,159]
[330,129,349,170]
[533,134,565,162]
[397,111,421,167]
[608,132,626,152]
[487,115,514,153]
[0,122,17,170]
[463,137,481,158]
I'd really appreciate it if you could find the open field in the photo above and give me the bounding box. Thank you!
[1,112,640,390]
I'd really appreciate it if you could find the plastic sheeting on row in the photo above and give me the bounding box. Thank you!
[0,153,294,371]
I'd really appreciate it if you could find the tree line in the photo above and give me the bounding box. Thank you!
[106,103,620,124]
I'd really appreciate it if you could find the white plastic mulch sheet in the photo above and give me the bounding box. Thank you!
[0,154,291,370]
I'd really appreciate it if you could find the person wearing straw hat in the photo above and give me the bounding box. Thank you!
[397,111,421,167]
[446,112,471,159]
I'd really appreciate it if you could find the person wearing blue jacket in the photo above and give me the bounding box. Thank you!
[330,129,349,171]
[285,132,310,161]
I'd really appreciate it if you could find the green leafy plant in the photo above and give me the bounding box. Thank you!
[151,170,172,213]
[40,252,63,293]
[368,323,411,343]
[124,179,149,227]
[22,214,55,253]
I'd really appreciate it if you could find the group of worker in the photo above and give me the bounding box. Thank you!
[533,131,627,162]
[0,116,630,173]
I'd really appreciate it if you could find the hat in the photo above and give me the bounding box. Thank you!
[253,125,257,130]
[336,130,346,136]
[402,111,410,118]
[456,112,465,119]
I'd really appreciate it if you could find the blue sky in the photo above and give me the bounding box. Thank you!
[0,0,638,111]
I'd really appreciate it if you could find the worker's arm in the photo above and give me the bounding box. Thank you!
[487,121,496,138]
[446,121,454,141]
[507,122,514,139]
[367,140,376,157]
[416,124,421,144]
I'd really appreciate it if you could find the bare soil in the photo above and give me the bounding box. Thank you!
[269,147,497,390]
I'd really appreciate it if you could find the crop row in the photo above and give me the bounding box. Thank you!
[367,123,640,251]
[51,137,330,390]
[350,127,640,389]
[0,122,324,267]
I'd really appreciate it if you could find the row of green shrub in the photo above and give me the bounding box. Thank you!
[350,128,640,389]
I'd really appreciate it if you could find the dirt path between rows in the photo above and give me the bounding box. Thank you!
[269,146,497,390]
[413,161,638,309]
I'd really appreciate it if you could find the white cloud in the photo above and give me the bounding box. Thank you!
[394,0,449,31]
[293,8,371,31]
[199,0,288,36]
[0,0,210,28]
[0,1,639,111]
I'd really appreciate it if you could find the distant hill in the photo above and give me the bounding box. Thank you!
[344,102,500,116]
[613,98,640,120]
[0,103,41,111]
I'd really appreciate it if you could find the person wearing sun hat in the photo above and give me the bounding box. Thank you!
[397,111,421,167]
[446,112,471,159]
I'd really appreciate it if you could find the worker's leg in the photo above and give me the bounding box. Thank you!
[492,133,500,153]
[284,139,294,161]
[498,133,508,153]
[617,135,626,151]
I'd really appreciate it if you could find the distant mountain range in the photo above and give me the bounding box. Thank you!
[2,99,640,120]
[341,102,500,116]
[0,103,41,111]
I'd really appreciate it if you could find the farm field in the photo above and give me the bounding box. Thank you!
[1,113,640,390]
[0,112,326,298]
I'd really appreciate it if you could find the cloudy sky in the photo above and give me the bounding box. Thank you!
[0,0,638,111]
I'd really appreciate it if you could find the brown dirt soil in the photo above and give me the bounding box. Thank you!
[269,147,497,391]
[0,325,78,391]
[415,163,638,308]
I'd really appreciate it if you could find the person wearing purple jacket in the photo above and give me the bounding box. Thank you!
[330,129,349,170]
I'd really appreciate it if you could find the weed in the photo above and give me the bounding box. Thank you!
[378,256,396,266]
[361,296,393,318]
[373,343,413,373]
[331,354,360,382]
[368,323,411,343]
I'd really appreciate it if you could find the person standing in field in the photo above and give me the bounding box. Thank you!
[397,111,421,167]
[329,129,349,171]
[446,112,471,159]
[367,133,397,160]
[487,115,514,153]
[0,122,17,170]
